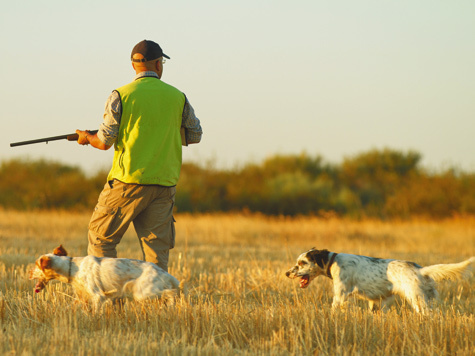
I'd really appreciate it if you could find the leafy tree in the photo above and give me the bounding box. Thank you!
[385,170,475,218]
[340,149,421,215]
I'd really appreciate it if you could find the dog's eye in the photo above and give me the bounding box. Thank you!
[299,261,307,266]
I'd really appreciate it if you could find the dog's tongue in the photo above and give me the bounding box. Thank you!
[300,275,310,288]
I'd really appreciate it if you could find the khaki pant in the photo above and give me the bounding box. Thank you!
[87,179,176,271]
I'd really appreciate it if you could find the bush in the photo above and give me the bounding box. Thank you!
[2,150,474,219]
[0,159,101,210]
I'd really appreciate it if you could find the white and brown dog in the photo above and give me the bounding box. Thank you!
[29,245,183,310]
[286,248,474,313]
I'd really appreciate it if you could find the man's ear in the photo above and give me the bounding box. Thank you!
[53,245,68,256]
[39,256,52,271]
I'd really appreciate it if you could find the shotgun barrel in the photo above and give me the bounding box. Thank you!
[10,130,98,147]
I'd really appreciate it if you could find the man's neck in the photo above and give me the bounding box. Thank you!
[134,71,160,81]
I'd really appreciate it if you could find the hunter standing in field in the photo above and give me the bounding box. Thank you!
[75,39,203,271]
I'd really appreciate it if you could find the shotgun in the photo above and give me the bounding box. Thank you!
[10,127,188,147]
[10,130,98,147]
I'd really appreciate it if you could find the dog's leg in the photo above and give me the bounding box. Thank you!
[390,264,432,314]
[331,283,349,311]
[160,289,178,306]
[331,297,350,311]
[402,287,431,314]
[368,300,376,311]
[90,295,106,314]
[380,295,396,311]
[410,277,432,314]
[370,296,396,312]
[331,297,342,310]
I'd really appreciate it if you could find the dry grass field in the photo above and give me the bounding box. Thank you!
[0,210,474,355]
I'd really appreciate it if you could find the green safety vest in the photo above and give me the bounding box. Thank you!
[107,77,185,186]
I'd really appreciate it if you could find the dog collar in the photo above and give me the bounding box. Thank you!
[326,253,338,279]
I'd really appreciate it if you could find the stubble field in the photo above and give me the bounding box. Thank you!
[0,210,474,355]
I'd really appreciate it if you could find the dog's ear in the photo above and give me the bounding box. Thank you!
[307,249,321,260]
[39,256,52,271]
[307,249,330,269]
[53,245,68,256]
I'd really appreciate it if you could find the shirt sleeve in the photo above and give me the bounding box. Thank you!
[98,90,121,146]
[182,96,203,144]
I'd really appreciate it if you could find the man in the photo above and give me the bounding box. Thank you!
[76,40,202,271]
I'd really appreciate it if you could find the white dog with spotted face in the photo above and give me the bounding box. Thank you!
[286,248,474,313]
[29,245,183,310]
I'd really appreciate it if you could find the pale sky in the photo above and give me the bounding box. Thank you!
[1,0,474,174]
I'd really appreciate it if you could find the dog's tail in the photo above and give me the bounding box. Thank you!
[420,257,474,282]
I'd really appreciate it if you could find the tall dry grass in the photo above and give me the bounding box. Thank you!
[0,210,474,355]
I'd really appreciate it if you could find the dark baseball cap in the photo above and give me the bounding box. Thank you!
[131,40,170,62]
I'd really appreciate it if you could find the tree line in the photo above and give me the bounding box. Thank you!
[1,149,474,218]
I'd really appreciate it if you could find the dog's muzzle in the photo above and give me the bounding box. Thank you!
[34,280,47,293]
[286,268,311,288]
[285,268,297,278]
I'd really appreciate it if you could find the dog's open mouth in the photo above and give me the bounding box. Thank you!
[300,275,310,288]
